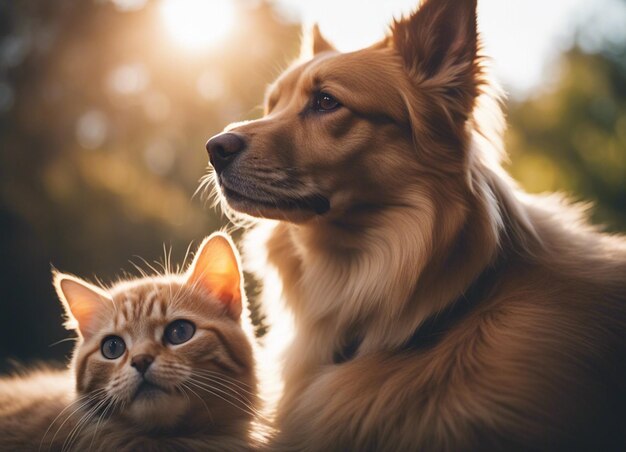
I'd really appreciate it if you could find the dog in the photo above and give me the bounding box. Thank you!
[205,0,626,449]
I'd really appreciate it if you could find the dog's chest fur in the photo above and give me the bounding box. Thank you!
[258,220,626,451]
[266,220,437,358]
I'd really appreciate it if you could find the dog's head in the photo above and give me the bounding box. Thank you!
[206,0,483,223]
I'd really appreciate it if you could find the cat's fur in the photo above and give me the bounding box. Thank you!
[206,0,626,449]
[0,233,259,451]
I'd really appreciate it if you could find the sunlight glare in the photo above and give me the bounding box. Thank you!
[159,0,235,51]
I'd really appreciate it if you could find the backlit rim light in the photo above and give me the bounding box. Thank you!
[159,0,235,50]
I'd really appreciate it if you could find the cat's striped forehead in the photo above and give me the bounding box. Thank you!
[113,283,171,325]
[103,276,218,334]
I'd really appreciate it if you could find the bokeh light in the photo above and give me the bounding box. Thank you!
[159,0,236,51]
[75,110,109,150]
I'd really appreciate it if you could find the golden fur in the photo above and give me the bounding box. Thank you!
[206,0,626,450]
[0,233,260,451]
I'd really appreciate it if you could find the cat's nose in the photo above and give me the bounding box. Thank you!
[206,132,247,174]
[131,354,154,374]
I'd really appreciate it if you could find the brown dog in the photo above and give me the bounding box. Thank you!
[205,0,626,449]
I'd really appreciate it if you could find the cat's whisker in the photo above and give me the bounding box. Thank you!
[166,268,202,309]
[61,409,94,451]
[168,364,258,400]
[159,243,170,276]
[156,243,174,276]
[39,392,91,451]
[132,255,162,277]
[167,244,174,274]
[88,396,114,451]
[192,377,266,421]
[170,279,189,308]
[42,389,105,451]
[190,368,257,391]
[185,378,263,421]
[189,370,259,398]
[175,382,191,405]
[61,395,108,452]
[48,337,78,348]
[180,382,214,424]
[166,279,175,310]
[128,259,149,279]
[188,377,260,414]
[187,382,261,423]
[181,241,194,273]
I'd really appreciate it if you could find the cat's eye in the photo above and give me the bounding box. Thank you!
[164,320,196,345]
[101,335,126,360]
[312,92,341,112]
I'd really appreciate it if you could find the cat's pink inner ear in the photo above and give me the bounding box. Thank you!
[188,233,243,320]
[54,273,112,339]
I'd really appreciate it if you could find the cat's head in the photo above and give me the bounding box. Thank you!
[53,233,257,431]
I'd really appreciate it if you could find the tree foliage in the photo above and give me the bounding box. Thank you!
[506,46,626,231]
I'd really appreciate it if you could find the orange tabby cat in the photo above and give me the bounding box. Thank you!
[0,233,259,451]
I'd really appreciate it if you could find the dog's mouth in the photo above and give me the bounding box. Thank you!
[219,179,330,217]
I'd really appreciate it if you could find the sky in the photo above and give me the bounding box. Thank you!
[273,0,626,98]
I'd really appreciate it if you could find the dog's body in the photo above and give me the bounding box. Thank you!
[206,0,626,449]
[257,197,626,451]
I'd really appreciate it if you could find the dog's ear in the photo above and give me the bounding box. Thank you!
[391,0,480,116]
[301,24,336,59]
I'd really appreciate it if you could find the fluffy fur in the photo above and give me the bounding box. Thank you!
[207,0,626,450]
[0,233,260,451]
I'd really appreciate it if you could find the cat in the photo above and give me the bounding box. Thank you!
[0,232,259,451]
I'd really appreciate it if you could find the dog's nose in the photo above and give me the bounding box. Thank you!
[206,132,247,173]
[131,354,154,374]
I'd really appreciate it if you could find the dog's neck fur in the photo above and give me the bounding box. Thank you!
[263,137,526,355]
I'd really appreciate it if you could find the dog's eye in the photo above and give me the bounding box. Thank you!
[313,92,341,112]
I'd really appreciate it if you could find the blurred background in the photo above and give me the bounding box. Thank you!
[0,0,624,369]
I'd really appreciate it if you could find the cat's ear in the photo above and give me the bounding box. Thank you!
[53,272,113,339]
[187,233,243,320]
[301,23,335,59]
